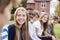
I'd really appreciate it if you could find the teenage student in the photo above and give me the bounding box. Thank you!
[8,7,28,40]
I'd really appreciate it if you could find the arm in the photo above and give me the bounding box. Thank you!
[36,28,48,38]
[36,28,41,37]
[34,28,41,40]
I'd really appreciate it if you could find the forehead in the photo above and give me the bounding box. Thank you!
[17,10,26,15]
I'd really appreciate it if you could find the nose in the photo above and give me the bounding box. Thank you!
[20,16,23,19]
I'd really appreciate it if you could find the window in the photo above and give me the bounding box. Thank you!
[41,1,46,8]
[41,10,45,14]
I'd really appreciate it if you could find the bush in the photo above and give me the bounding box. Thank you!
[10,14,14,21]
[11,8,16,14]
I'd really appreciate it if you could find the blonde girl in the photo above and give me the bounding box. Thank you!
[8,7,28,40]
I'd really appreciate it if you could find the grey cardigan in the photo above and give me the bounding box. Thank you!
[48,23,55,37]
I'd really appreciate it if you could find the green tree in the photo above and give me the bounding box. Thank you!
[55,2,60,17]
[10,0,27,20]
[21,0,27,7]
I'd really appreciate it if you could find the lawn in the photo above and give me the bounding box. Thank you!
[7,21,60,40]
[6,21,13,24]
[54,24,60,40]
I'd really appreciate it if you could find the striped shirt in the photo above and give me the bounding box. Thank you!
[2,25,9,40]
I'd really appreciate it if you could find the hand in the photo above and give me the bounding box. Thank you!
[51,36,56,40]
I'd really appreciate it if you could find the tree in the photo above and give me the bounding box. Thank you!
[10,0,27,20]
[11,0,27,14]
[21,0,27,7]
[55,2,60,17]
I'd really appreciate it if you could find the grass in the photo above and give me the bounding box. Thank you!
[6,21,13,24]
[54,24,60,40]
[7,21,60,40]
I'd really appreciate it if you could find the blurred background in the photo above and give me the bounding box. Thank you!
[7,0,60,40]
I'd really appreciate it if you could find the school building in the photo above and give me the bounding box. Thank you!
[27,0,51,15]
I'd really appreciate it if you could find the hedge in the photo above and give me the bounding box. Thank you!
[10,14,14,21]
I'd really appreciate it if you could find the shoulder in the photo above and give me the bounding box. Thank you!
[2,24,9,32]
[8,24,15,29]
[3,24,9,29]
[34,20,40,25]
[35,20,40,23]
[2,25,9,40]
[33,20,41,28]
[8,24,16,32]
[8,24,16,35]
[2,24,15,32]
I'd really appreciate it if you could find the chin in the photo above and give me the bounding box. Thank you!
[43,21,47,23]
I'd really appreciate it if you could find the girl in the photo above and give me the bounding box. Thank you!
[34,13,56,40]
[8,7,28,40]
[0,0,21,40]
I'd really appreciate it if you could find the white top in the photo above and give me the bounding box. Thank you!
[28,21,41,40]
[33,20,43,35]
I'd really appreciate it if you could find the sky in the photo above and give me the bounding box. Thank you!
[50,0,59,16]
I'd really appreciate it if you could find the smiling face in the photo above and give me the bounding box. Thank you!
[51,19,58,25]
[16,9,27,25]
[41,14,48,23]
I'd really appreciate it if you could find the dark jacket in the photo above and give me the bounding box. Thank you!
[8,24,26,40]
[48,23,55,36]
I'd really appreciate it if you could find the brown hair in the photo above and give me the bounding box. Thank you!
[0,0,11,13]
[33,10,39,18]
[52,16,58,21]
[39,13,49,35]
[0,0,21,13]
[14,7,29,40]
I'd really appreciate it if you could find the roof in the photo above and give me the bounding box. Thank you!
[27,0,51,3]
[27,0,35,3]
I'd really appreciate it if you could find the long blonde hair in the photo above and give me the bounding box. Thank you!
[14,7,28,40]
[39,13,49,35]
